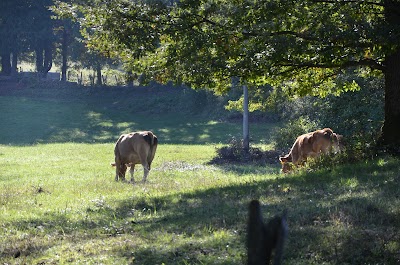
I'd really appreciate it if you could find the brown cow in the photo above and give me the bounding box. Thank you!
[279,128,342,173]
[112,131,158,183]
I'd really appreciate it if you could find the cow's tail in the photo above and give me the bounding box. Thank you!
[144,132,158,169]
[113,135,124,166]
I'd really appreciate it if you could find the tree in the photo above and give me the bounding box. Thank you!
[0,0,57,77]
[61,0,400,149]
[28,0,57,77]
[0,0,31,75]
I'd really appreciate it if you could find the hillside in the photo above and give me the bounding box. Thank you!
[0,79,275,145]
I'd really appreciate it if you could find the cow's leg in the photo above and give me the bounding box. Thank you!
[117,163,127,182]
[129,164,135,183]
[114,157,119,181]
[141,163,150,183]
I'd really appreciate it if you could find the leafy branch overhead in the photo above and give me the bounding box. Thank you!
[54,0,400,146]
[62,1,391,93]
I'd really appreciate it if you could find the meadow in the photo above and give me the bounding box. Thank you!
[0,81,399,264]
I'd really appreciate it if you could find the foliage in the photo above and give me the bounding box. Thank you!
[53,0,400,146]
[312,76,384,134]
[210,136,280,165]
[268,73,384,159]
[60,0,394,93]
[0,0,57,74]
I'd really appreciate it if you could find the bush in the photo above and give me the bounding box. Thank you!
[210,137,281,165]
[270,75,384,162]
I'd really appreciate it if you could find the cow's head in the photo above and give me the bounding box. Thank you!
[279,156,293,173]
[280,161,293,173]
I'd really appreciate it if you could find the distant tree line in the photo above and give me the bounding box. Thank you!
[0,0,116,85]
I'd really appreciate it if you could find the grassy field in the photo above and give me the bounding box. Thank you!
[0,81,399,264]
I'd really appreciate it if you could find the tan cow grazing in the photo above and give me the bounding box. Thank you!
[279,128,342,173]
[112,131,158,183]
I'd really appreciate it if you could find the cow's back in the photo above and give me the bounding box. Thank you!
[310,128,334,153]
[115,132,153,165]
[289,128,334,164]
[290,132,314,163]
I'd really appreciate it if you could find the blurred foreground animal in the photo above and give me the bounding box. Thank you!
[247,200,288,265]
[111,131,157,183]
[279,128,343,173]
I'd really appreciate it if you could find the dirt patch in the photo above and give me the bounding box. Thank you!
[156,161,217,172]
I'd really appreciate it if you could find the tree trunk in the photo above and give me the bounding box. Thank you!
[1,51,11,75]
[381,1,400,151]
[36,44,53,78]
[43,44,53,74]
[36,48,44,75]
[11,52,18,77]
[243,84,250,153]
[61,26,68,82]
[382,48,400,149]
[96,64,102,86]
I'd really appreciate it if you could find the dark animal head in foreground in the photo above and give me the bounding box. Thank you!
[247,200,288,265]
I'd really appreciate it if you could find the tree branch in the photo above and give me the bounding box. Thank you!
[242,30,319,42]
[312,0,384,7]
[277,58,385,71]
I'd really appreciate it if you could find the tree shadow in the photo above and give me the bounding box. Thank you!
[4,159,398,263]
[0,84,275,145]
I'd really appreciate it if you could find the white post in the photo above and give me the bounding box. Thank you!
[243,84,250,152]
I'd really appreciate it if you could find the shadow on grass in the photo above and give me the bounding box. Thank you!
[3,159,399,264]
[0,85,275,146]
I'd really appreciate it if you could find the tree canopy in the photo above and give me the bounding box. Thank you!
[0,0,57,74]
[54,0,400,147]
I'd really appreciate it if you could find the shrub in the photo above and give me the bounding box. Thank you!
[210,137,281,165]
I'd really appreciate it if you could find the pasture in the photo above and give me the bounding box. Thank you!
[0,81,399,264]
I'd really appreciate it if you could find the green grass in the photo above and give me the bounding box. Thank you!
[0,85,274,145]
[0,83,399,264]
